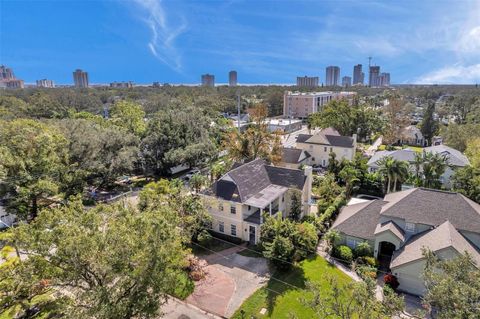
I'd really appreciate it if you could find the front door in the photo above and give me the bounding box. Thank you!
[249,226,256,245]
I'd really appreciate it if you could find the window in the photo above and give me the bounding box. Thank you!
[248,205,251,211]
[218,202,224,211]
[282,195,285,202]
[231,224,237,236]
[347,238,359,249]
[330,147,333,152]
[219,222,224,233]
[405,222,415,233]
[324,147,327,152]
[205,220,212,229]
[230,205,236,214]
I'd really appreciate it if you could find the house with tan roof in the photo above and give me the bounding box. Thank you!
[332,187,480,296]
[201,159,312,245]
[295,127,356,167]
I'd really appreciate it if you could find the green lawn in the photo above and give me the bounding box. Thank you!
[231,255,353,319]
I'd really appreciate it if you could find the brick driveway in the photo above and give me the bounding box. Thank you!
[186,246,269,318]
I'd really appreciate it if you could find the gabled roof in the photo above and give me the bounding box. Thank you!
[390,221,480,268]
[281,147,310,164]
[367,149,417,168]
[331,200,385,240]
[296,127,354,148]
[424,145,470,167]
[374,221,405,242]
[381,188,480,234]
[210,159,306,204]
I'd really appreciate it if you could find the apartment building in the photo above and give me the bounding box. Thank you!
[283,91,357,119]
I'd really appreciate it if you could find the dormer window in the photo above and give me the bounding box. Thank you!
[405,222,415,233]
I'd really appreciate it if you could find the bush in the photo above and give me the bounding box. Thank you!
[197,229,213,247]
[359,256,378,268]
[292,222,318,261]
[355,264,377,280]
[353,241,373,258]
[333,245,353,264]
[384,274,400,290]
[210,230,243,245]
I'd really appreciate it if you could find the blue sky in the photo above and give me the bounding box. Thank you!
[1,0,479,84]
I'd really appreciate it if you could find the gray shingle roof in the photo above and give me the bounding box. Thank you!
[390,221,480,268]
[331,200,385,240]
[281,148,310,164]
[211,159,306,203]
[297,133,354,148]
[424,145,470,167]
[296,134,312,143]
[381,188,480,234]
[367,149,417,168]
[374,221,405,241]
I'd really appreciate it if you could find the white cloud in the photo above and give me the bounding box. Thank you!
[132,0,187,71]
[416,64,480,84]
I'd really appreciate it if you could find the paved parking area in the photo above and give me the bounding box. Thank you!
[186,247,269,318]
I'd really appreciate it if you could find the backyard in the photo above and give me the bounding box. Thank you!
[231,255,353,319]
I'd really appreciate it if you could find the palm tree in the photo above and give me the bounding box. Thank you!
[422,152,448,188]
[377,156,410,193]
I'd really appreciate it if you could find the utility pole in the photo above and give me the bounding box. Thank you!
[237,92,241,132]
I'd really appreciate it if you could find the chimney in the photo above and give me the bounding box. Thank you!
[303,166,313,215]
[352,133,357,150]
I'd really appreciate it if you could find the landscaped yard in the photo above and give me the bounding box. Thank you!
[231,255,353,319]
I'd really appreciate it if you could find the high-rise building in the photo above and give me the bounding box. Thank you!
[283,91,357,119]
[0,65,24,89]
[353,64,363,85]
[296,76,319,88]
[369,66,380,87]
[36,79,55,88]
[342,76,352,87]
[378,73,390,87]
[325,66,340,86]
[73,69,89,88]
[201,74,215,87]
[110,81,134,88]
[229,71,237,86]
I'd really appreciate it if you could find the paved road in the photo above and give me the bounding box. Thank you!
[161,298,221,319]
[281,125,310,148]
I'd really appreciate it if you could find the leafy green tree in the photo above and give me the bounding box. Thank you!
[141,107,217,176]
[0,96,29,119]
[189,173,208,193]
[289,189,303,221]
[55,118,140,189]
[308,99,383,140]
[327,152,341,175]
[382,97,411,145]
[110,100,146,136]
[292,222,317,260]
[0,199,189,319]
[420,101,439,145]
[225,104,282,164]
[423,249,480,318]
[263,235,295,270]
[421,152,448,189]
[377,157,409,193]
[465,137,480,168]
[452,166,480,203]
[338,164,361,197]
[0,119,69,219]
[301,276,404,319]
[441,123,480,152]
[28,92,69,118]
[313,174,344,213]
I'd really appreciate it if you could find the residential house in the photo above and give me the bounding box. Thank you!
[398,125,426,146]
[295,128,356,167]
[331,188,480,296]
[367,145,469,188]
[202,159,312,244]
[279,148,311,169]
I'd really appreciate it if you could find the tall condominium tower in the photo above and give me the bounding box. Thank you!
[353,64,363,85]
[369,66,380,87]
[201,74,215,87]
[229,71,237,86]
[378,73,391,87]
[73,69,89,88]
[342,76,352,87]
[36,79,55,88]
[296,76,319,88]
[325,66,340,86]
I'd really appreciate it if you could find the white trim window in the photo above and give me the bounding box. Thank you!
[219,221,224,233]
[231,224,237,236]
[347,238,359,249]
[405,222,416,233]
[230,205,236,215]
[218,202,224,212]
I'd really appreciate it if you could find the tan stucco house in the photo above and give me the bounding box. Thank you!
[202,159,312,245]
[295,127,356,167]
[332,188,480,296]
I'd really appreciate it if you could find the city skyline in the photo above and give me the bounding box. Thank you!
[1,0,479,84]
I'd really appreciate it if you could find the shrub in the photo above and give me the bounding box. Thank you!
[354,241,373,258]
[197,229,213,247]
[292,222,318,261]
[355,264,377,280]
[359,256,378,268]
[384,274,400,290]
[334,245,353,264]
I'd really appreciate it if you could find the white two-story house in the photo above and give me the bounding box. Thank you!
[332,188,480,296]
[202,159,312,245]
[295,127,356,167]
